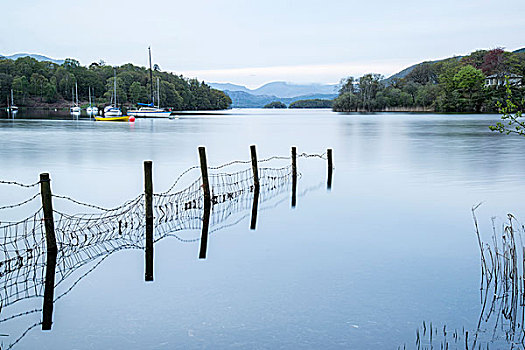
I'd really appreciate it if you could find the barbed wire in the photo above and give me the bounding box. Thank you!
[0,193,40,211]
[51,193,143,212]
[0,180,40,189]
[0,150,330,349]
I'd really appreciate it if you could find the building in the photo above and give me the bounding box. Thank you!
[485,73,523,87]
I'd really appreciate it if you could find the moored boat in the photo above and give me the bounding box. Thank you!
[70,82,80,114]
[101,69,123,118]
[128,103,171,118]
[95,115,130,122]
[128,47,172,118]
[6,90,18,113]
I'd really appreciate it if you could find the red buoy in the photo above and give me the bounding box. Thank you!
[129,116,136,122]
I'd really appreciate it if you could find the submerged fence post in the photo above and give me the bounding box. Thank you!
[144,161,154,282]
[199,147,211,259]
[291,146,297,208]
[327,148,333,190]
[40,173,57,331]
[199,201,211,259]
[250,145,260,230]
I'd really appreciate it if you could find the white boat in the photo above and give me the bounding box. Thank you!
[70,82,80,114]
[128,105,171,118]
[128,47,172,118]
[86,87,98,116]
[6,89,18,112]
[103,106,122,117]
[102,70,122,117]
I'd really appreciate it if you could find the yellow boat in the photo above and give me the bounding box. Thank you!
[95,116,130,122]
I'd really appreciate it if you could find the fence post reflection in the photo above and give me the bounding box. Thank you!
[144,161,154,282]
[291,146,297,208]
[40,172,58,331]
[327,148,333,190]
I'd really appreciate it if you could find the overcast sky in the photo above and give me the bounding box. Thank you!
[1,0,524,88]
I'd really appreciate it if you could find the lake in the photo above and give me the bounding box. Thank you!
[0,109,524,349]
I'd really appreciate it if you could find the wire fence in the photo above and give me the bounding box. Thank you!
[0,149,330,349]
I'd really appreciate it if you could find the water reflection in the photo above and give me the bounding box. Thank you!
[0,153,330,348]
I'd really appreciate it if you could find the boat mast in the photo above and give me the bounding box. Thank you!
[157,77,160,108]
[75,82,78,106]
[11,89,14,106]
[149,46,154,106]
[89,87,91,107]
[113,69,117,107]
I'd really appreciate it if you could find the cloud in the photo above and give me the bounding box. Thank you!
[179,60,412,88]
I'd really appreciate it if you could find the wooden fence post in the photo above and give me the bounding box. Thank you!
[144,161,154,282]
[40,173,57,330]
[291,146,297,208]
[250,145,259,189]
[199,147,211,258]
[198,147,211,204]
[327,148,333,190]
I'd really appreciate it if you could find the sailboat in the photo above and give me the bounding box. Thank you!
[70,82,81,114]
[97,69,129,121]
[86,87,98,116]
[128,47,172,118]
[6,89,18,113]
[103,70,123,117]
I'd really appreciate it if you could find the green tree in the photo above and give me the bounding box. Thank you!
[129,81,148,104]
[490,80,525,135]
[453,65,485,111]
[264,101,287,109]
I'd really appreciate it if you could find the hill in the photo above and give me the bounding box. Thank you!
[210,81,337,98]
[1,53,65,65]
[334,47,525,113]
[224,90,337,108]
[0,56,231,110]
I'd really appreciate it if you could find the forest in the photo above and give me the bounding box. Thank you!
[333,48,525,113]
[0,57,232,110]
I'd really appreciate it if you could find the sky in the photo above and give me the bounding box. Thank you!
[1,0,525,88]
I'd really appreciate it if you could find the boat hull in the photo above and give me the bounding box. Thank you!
[128,110,172,118]
[95,116,130,122]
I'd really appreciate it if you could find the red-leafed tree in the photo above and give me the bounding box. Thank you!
[481,48,505,75]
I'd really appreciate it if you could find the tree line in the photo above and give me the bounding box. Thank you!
[263,99,333,109]
[0,57,231,110]
[333,48,525,113]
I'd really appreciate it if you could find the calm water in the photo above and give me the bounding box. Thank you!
[0,109,524,349]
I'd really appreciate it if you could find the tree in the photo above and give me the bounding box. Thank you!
[359,73,383,111]
[333,92,359,112]
[405,63,437,85]
[264,101,286,109]
[129,81,148,104]
[490,80,525,135]
[339,77,356,95]
[481,48,505,75]
[453,65,485,111]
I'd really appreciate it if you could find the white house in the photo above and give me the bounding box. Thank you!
[485,73,523,87]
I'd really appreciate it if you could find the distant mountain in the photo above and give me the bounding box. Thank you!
[251,82,337,98]
[514,48,525,54]
[210,81,337,98]
[208,83,251,93]
[1,53,65,65]
[224,90,337,108]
